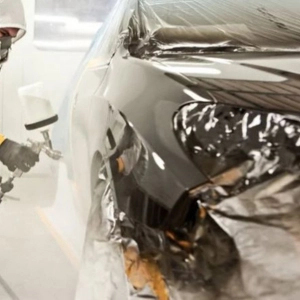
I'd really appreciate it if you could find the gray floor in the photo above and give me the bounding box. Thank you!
[0,176,78,300]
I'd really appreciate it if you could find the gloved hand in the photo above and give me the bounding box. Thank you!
[0,139,39,172]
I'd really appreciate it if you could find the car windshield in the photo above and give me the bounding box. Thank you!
[129,0,300,57]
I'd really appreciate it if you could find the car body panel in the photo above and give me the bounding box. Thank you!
[54,0,300,299]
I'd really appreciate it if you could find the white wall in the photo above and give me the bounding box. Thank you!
[0,0,85,176]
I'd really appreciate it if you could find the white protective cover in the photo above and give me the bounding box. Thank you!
[18,82,56,130]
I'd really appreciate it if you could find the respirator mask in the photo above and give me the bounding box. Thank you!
[0,37,12,70]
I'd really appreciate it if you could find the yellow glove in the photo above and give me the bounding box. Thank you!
[0,134,6,145]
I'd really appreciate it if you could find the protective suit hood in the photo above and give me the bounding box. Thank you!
[0,0,26,43]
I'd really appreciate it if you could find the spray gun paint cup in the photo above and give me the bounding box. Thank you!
[18,82,62,159]
[18,82,58,132]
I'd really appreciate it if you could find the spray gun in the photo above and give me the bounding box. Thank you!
[0,82,62,202]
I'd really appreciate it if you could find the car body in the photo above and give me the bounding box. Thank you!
[57,0,300,299]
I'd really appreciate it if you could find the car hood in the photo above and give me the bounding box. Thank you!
[151,53,300,113]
